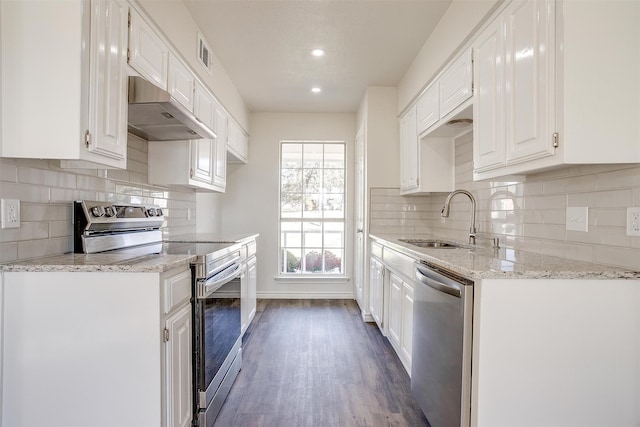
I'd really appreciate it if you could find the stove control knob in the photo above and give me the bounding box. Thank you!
[90,206,105,217]
[146,208,157,217]
[156,208,163,217]
[104,206,116,217]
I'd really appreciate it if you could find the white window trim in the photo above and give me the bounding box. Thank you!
[277,140,348,278]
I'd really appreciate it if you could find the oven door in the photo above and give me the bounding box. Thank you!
[194,265,242,427]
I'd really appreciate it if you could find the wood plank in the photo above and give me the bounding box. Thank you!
[214,299,429,426]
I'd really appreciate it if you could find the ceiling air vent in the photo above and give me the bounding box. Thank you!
[197,31,213,75]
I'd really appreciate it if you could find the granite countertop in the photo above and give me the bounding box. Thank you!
[0,233,259,273]
[370,233,640,280]
[0,252,196,273]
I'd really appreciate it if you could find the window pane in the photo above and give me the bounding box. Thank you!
[324,249,342,274]
[281,193,302,218]
[323,195,344,218]
[303,144,323,168]
[303,194,322,218]
[324,144,344,168]
[281,221,301,247]
[281,168,302,193]
[303,168,321,193]
[282,143,302,168]
[282,248,301,273]
[303,221,322,247]
[303,249,323,273]
[323,169,344,193]
[324,222,343,248]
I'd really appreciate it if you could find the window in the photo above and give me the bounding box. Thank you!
[279,141,346,275]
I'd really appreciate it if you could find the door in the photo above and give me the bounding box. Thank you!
[165,304,192,427]
[354,127,365,307]
[87,0,128,163]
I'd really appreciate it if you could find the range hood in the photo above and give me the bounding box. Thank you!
[127,76,216,141]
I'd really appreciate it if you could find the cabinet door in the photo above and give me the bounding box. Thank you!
[190,139,214,185]
[240,262,249,334]
[416,84,439,135]
[227,119,248,163]
[439,48,473,118]
[401,281,414,367]
[369,258,384,328]
[247,256,257,325]
[473,16,506,172]
[193,81,216,132]
[165,304,192,427]
[213,105,228,189]
[87,0,128,163]
[168,53,195,111]
[504,0,555,164]
[399,107,418,192]
[388,273,403,348]
[128,8,169,89]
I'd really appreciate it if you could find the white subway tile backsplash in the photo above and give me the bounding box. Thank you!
[0,134,196,261]
[369,136,640,270]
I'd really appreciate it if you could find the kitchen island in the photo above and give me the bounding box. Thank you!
[369,233,640,427]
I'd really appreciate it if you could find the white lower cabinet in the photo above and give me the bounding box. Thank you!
[369,256,385,328]
[369,241,416,374]
[386,272,414,373]
[1,266,193,427]
[241,254,257,334]
[164,304,192,427]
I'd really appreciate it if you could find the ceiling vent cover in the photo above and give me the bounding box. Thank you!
[197,31,213,75]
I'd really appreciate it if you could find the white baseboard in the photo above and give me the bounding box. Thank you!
[257,291,354,299]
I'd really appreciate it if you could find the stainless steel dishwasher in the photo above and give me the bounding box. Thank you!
[412,261,474,427]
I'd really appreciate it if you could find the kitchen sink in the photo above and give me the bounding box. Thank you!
[398,239,465,249]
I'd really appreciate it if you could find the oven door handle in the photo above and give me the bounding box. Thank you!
[198,262,242,299]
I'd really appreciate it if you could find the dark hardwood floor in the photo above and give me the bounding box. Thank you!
[213,299,429,427]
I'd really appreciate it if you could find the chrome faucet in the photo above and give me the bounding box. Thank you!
[441,189,477,245]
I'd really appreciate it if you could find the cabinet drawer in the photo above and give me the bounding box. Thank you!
[371,241,383,259]
[383,247,416,281]
[163,268,192,314]
[246,240,257,258]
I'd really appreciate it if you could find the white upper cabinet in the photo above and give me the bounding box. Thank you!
[399,106,419,192]
[1,0,128,168]
[473,15,506,172]
[439,48,473,119]
[168,53,195,112]
[128,7,169,89]
[213,104,228,190]
[473,0,640,180]
[190,139,215,185]
[194,81,216,132]
[416,84,439,135]
[227,119,249,163]
[503,0,555,165]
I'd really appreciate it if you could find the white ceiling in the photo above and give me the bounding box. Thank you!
[183,0,452,113]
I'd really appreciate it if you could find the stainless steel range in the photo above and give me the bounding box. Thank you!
[164,241,244,427]
[74,201,244,427]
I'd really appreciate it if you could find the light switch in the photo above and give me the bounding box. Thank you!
[566,207,588,232]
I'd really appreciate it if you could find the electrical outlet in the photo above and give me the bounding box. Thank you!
[1,199,21,229]
[566,206,588,232]
[627,207,640,236]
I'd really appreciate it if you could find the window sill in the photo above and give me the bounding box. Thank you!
[275,276,350,284]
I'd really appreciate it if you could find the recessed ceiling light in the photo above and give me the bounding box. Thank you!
[311,87,322,93]
[311,48,325,57]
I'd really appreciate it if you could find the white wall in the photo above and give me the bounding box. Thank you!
[396,0,500,113]
[219,112,357,298]
[136,0,249,131]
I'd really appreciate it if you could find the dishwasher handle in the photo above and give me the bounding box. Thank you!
[415,265,462,298]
